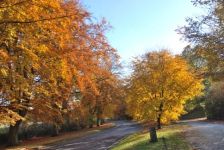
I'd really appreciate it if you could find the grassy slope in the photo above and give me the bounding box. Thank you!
[111,124,191,150]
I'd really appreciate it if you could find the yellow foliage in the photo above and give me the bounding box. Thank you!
[126,50,203,125]
[0,0,120,127]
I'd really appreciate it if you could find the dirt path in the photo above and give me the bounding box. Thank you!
[38,121,141,150]
[184,119,224,150]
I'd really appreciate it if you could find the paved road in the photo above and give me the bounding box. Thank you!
[185,119,224,150]
[41,121,141,150]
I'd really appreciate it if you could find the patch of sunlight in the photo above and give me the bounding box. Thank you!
[111,124,191,150]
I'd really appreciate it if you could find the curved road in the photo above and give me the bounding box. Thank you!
[41,121,141,150]
[185,119,224,150]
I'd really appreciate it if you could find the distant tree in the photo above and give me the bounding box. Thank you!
[205,81,224,120]
[126,50,203,129]
[178,0,224,79]
[81,55,122,127]
[178,0,224,121]
[181,45,207,73]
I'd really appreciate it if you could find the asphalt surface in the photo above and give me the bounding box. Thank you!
[185,119,224,150]
[41,121,141,150]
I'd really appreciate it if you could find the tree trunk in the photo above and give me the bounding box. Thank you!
[89,123,93,128]
[96,117,100,126]
[157,102,163,129]
[8,120,22,146]
[88,115,94,128]
[96,105,102,127]
[51,124,59,137]
[149,127,158,143]
[101,118,105,125]
[157,116,161,129]
[96,113,102,126]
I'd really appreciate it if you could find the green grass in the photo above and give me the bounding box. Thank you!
[111,124,191,150]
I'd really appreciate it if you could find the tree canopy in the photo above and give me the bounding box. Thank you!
[125,50,203,128]
[0,0,121,145]
[178,0,224,79]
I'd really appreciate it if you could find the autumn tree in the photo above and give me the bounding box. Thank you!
[178,0,224,120]
[0,0,120,145]
[94,74,122,126]
[205,81,224,120]
[81,48,122,127]
[126,50,203,129]
[0,0,77,145]
[178,0,224,79]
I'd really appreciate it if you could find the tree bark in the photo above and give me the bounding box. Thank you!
[88,115,94,128]
[157,102,163,129]
[51,124,59,136]
[89,123,93,128]
[149,127,158,143]
[96,117,100,126]
[8,120,22,146]
[8,109,27,146]
[157,116,161,129]
[101,118,105,125]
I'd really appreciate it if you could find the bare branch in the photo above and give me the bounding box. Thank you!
[0,14,75,25]
[0,0,32,9]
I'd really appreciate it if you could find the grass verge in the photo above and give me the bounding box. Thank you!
[111,124,191,150]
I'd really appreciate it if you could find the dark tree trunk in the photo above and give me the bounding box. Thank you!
[8,109,27,146]
[101,118,105,125]
[51,124,59,137]
[88,115,94,128]
[157,102,163,129]
[8,120,22,146]
[96,104,102,127]
[96,117,100,126]
[149,127,158,143]
[89,123,93,128]
[96,112,103,126]
[157,117,161,129]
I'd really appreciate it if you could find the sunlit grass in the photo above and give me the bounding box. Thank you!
[111,124,191,150]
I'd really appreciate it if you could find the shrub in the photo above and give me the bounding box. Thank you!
[18,123,56,140]
[0,126,9,144]
[181,96,206,120]
[0,119,90,145]
[205,81,224,120]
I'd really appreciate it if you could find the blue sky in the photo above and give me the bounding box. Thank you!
[81,0,203,63]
